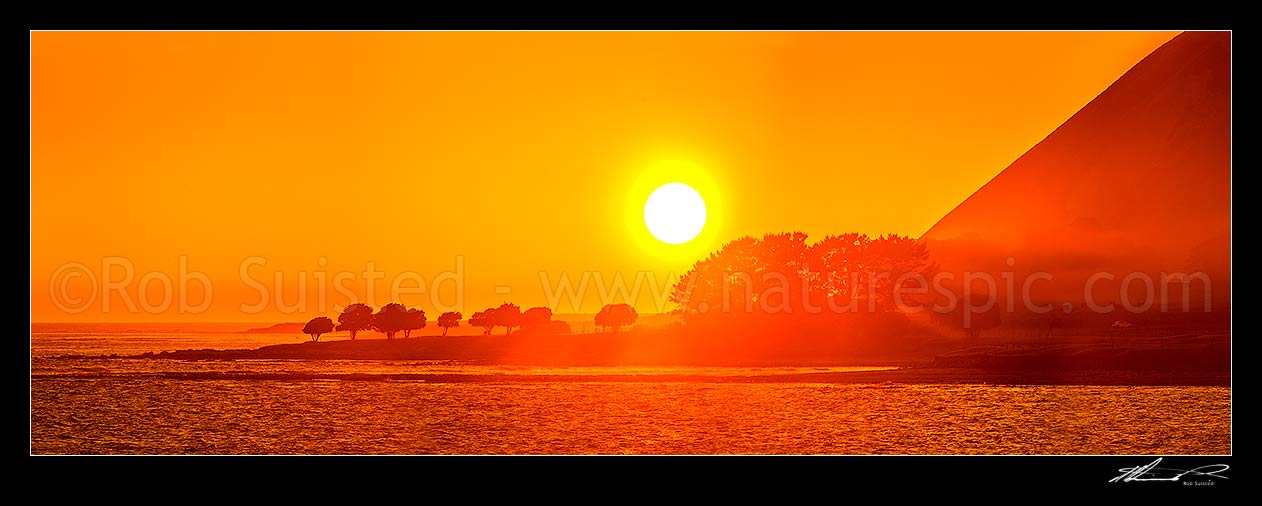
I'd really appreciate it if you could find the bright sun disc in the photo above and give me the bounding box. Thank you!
[644,182,707,244]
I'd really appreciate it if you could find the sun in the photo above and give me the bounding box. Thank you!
[644,183,707,244]
[623,158,723,261]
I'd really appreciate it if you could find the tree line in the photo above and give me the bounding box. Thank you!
[300,302,638,342]
[665,231,938,339]
[669,232,934,316]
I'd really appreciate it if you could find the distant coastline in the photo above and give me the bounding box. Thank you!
[240,322,305,334]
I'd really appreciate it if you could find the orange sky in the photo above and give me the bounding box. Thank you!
[31,31,1180,322]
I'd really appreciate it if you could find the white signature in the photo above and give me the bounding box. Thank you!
[1110,458,1229,483]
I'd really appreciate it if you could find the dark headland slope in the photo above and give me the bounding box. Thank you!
[922,31,1231,310]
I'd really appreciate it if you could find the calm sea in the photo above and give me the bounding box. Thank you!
[30,324,1231,455]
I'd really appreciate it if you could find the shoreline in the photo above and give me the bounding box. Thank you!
[30,367,1231,387]
[46,331,1230,387]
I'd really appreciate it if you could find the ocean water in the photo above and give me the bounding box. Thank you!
[29,325,1232,455]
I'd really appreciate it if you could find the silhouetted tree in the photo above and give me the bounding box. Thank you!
[543,320,572,335]
[335,303,374,340]
[492,303,522,335]
[521,307,553,333]
[469,311,494,335]
[302,316,334,342]
[595,303,638,333]
[402,308,427,339]
[372,303,410,340]
[437,311,462,336]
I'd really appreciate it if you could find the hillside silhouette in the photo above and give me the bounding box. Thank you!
[922,31,1230,314]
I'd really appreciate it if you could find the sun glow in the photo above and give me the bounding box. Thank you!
[624,159,724,262]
